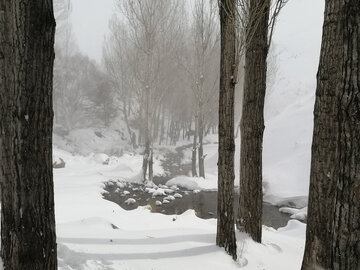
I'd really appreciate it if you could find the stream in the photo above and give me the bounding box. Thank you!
[103,144,294,229]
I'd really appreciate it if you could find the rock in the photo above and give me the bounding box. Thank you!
[155,201,162,206]
[164,195,175,201]
[124,198,136,205]
[53,157,65,169]
[93,153,109,164]
[174,193,183,198]
[170,185,179,191]
[163,199,170,204]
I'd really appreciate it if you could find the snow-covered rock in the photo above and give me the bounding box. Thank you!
[124,198,136,205]
[164,195,175,201]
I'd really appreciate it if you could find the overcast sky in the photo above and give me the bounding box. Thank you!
[71,0,115,62]
[70,0,325,106]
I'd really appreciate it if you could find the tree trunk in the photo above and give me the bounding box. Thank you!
[192,114,198,177]
[198,106,205,178]
[0,0,58,269]
[237,0,270,243]
[216,0,237,260]
[159,105,165,145]
[122,99,135,148]
[302,1,360,269]
[142,87,151,182]
[148,147,153,182]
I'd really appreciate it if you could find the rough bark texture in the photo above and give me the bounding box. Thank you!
[0,0,58,269]
[237,0,270,243]
[216,0,237,260]
[302,1,360,269]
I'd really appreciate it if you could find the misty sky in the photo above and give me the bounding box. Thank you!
[71,0,115,62]
[70,0,325,103]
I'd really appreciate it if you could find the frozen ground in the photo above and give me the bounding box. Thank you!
[54,147,306,270]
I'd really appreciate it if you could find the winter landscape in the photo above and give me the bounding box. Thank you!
[0,0,359,270]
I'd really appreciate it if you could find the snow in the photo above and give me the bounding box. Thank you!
[54,147,306,269]
[51,0,324,268]
[164,195,176,201]
[166,175,218,191]
[124,198,136,205]
[169,93,314,215]
[279,207,308,221]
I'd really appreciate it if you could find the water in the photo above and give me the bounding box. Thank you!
[103,181,291,229]
[103,144,294,229]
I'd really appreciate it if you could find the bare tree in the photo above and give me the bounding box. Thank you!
[217,0,237,260]
[237,0,270,244]
[192,0,219,178]
[302,0,360,269]
[176,0,220,178]
[114,0,184,182]
[236,0,287,243]
[0,0,58,269]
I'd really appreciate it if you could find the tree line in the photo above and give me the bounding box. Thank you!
[0,0,359,269]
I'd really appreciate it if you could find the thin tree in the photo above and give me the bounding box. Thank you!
[0,0,58,269]
[217,0,237,260]
[193,0,219,178]
[302,0,360,269]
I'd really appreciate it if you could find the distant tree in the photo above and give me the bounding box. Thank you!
[0,0,58,269]
[114,0,183,182]
[216,0,237,260]
[54,53,110,130]
[191,0,219,178]
[301,0,360,269]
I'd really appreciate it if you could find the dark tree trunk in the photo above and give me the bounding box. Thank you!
[302,1,360,269]
[237,0,270,243]
[216,0,237,260]
[192,114,198,177]
[0,0,58,269]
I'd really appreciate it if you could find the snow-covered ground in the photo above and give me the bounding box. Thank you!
[52,1,325,268]
[54,147,306,270]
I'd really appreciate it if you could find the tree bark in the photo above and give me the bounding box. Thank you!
[198,105,205,178]
[142,87,151,181]
[302,1,360,269]
[237,0,270,243]
[216,0,237,260]
[0,0,58,269]
[192,113,198,177]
